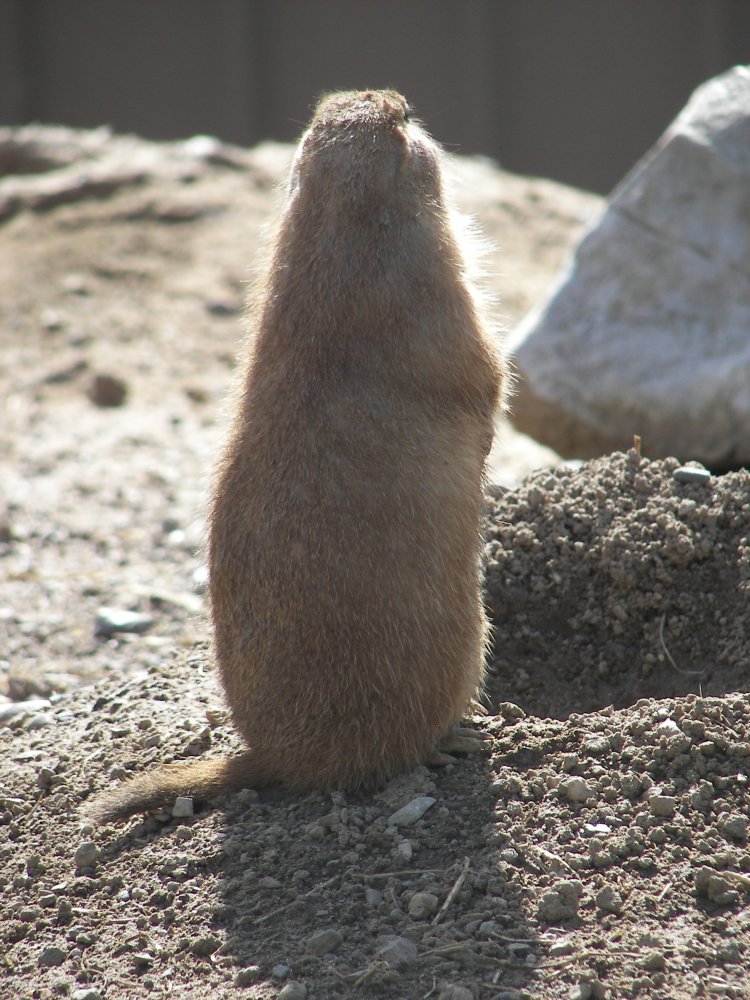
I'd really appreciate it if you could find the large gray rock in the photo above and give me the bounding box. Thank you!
[507,65,750,468]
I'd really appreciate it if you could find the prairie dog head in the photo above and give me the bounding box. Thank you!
[288,89,444,224]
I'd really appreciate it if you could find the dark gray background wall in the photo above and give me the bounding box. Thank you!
[2,0,748,194]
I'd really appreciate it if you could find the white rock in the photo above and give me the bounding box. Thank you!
[94,606,154,637]
[171,796,194,818]
[656,718,681,736]
[508,65,750,467]
[0,698,51,723]
[375,934,418,968]
[673,465,711,485]
[386,796,436,826]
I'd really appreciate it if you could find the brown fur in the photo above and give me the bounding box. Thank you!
[87,90,505,824]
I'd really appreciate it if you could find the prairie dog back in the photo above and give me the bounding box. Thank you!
[209,89,505,788]
[88,89,505,824]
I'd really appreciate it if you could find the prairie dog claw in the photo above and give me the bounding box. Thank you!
[437,726,489,756]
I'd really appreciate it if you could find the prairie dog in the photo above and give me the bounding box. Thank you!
[88,89,505,823]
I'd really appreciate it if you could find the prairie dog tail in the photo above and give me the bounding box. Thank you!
[85,751,268,825]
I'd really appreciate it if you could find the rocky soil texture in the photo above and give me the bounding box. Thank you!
[2,128,749,1000]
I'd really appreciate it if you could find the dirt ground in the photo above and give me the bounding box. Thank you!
[2,127,749,1000]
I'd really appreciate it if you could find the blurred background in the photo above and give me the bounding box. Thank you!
[2,0,749,195]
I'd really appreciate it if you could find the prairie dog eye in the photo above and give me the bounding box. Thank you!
[403,106,411,122]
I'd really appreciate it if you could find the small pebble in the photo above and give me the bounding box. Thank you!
[375,934,418,968]
[185,385,210,403]
[694,867,743,906]
[477,920,500,937]
[40,308,65,331]
[656,718,680,736]
[43,359,88,384]
[595,885,624,915]
[387,795,436,826]
[0,698,52,723]
[63,273,90,295]
[641,950,666,971]
[74,842,99,869]
[364,888,383,907]
[189,934,221,957]
[550,938,575,957]
[172,796,194,818]
[438,987,474,1000]
[72,990,103,1000]
[560,776,592,803]
[38,945,66,967]
[87,373,128,407]
[648,795,677,818]
[94,607,154,637]
[278,983,307,1000]
[720,814,748,840]
[234,966,262,986]
[205,297,241,317]
[396,839,413,861]
[26,855,44,877]
[25,712,55,731]
[536,880,583,923]
[257,876,282,889]
[305,929,343,956]
[673,465,710,485]
[271,964,292,979]
[408,891,439,919]
[183,134,224,159]
[584,823,612,836]
[498,701,526,720]
[570,985,592,1000]
[507,942,529,957]
[193,564,209,593]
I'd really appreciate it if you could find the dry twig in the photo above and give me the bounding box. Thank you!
[431,856,470,926]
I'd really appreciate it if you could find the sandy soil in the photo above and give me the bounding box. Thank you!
[1,127,749,1000]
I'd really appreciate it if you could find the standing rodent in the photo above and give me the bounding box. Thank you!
[88,89,505,824]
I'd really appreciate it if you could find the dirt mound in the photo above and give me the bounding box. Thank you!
[485,450,750,719]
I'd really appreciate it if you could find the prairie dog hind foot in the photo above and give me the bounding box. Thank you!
[426,725,490,767]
